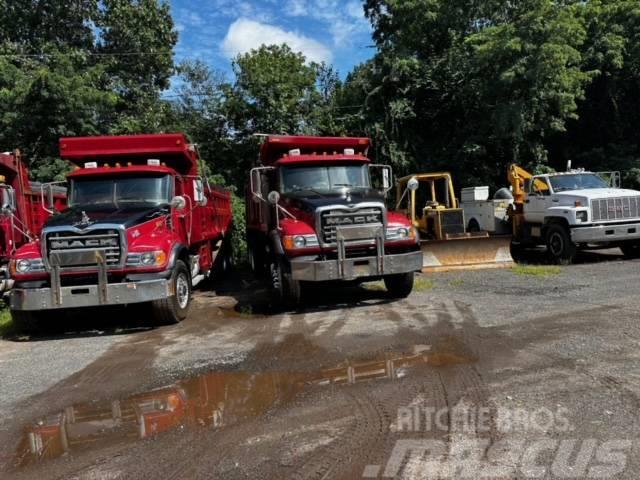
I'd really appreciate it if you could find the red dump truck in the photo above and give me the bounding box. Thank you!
[246,135,422,306]
[9,134,232,330]
[0,150,66,291]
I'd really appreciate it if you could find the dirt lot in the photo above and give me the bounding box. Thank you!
[1,250,640,479]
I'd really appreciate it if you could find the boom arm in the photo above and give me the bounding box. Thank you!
[508,164,548,205]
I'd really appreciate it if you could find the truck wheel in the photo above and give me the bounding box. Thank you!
[546,224,576,265]
[510,241,526,263]
[11,310,41,334]
[151,260,191,325]
[620,243,640,259]
[269,258,302,309]
[250,246,266,277]
[384,272,414,298]
[468,219,480,233]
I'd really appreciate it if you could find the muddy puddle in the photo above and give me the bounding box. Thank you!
[13,342,475,469]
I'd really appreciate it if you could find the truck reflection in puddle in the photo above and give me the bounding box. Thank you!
[14,346,472,467]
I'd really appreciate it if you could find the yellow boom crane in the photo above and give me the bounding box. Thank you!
[396,173,514,272]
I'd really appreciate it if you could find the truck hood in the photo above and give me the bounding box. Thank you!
[45,205,168,230]
[282,189,386,213]
[556,188,640,200]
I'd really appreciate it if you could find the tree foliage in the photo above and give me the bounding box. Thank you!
[0,0,177,179]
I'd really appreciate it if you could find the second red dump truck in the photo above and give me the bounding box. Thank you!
[9,134,232,330]
[0,150,66,291]
[246,135,422,306]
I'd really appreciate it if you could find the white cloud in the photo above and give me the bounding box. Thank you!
[222,18,333,64]
[286,0,309,17]
[280,0,370,47]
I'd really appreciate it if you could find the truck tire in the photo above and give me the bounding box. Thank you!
[11,310,41,334]
[510,241,526,263]
[151,260,191,325]
[620,243,640,259]
[384,272,414,298]
[546,224,576,265]
[269,258,302,309]
[249,244,266,277]
[468,219,480,233]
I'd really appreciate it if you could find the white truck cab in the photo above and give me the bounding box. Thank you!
[464,168,640,264]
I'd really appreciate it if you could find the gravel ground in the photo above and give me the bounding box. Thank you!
[1,249,639,479]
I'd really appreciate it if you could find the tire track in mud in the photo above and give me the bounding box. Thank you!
[287,300,499,480]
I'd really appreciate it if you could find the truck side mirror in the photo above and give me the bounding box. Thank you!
[171,195,187,211]
[382,168,391,190]
[268,191,280,205]
[368,164,394,193]
[193,178,208,207]
[408,177,419,192]
[1,187,16,212]
[250,166,275,203]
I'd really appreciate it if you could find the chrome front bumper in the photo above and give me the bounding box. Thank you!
[290,250,423,282]
[10,278,172,311]
[571,222,640,244]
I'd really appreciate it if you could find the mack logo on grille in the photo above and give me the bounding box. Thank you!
[325,214,380,226]
[51,238,119,249]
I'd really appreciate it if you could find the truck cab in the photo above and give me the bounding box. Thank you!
[0,151,66,291]
[509,165,640,263]
[246,136,422,306]
[9,134,232,331]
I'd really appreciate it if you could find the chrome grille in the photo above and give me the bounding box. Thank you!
[320,207,384,244]
[45,230,122,268]
[591,197,640,222]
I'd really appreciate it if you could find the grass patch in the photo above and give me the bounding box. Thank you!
[414,277,435,292]
[448,279,465,287]
[0,307,13,337]
[512,264,562,277]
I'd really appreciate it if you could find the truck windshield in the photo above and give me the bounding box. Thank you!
[548,174,608,192]
[70,175,171,207]
[281,165,370,194]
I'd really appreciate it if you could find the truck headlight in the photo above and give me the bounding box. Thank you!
[12,258,45,274]
[576,211,588,222]
[126,251,167,267]
[293,236,306,248]
[386,227,415,241]
[16,259,31,273]
[283,234,319,250]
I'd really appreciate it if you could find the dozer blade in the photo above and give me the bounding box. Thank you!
[420,235,514,273]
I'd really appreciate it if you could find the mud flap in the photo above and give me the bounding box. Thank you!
[420,236,514,272]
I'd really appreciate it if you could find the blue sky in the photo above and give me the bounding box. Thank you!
[170,0,374,80]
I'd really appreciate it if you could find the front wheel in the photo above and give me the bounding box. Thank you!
[621,243,640,259]
[269,258,302,309]
[384,272,414,298]
[546,224,576,265]
[151,260,191,325]
[11,310,41,334]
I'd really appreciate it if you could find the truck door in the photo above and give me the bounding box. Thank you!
[525,177,551,225]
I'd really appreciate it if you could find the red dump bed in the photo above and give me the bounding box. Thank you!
[60,133,199,176]
[259,135,370,166]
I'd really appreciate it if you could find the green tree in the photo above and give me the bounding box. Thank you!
[0,0,178,179]
[350,0,595,188]
[227,44,320,136]
[98,0,178,132]
[564,0,640,178]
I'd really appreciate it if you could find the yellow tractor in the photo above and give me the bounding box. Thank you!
[396,173,514,272]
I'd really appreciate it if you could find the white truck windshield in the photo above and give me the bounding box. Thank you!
[70,175,171,207]
[548,174,608,192]
[281,165,370,194]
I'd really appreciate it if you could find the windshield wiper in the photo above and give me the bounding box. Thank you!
[291,187,328,198]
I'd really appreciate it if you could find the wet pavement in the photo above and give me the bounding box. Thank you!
[2,249,640,479]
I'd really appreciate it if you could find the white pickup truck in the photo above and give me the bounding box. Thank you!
[463,169,640,264]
